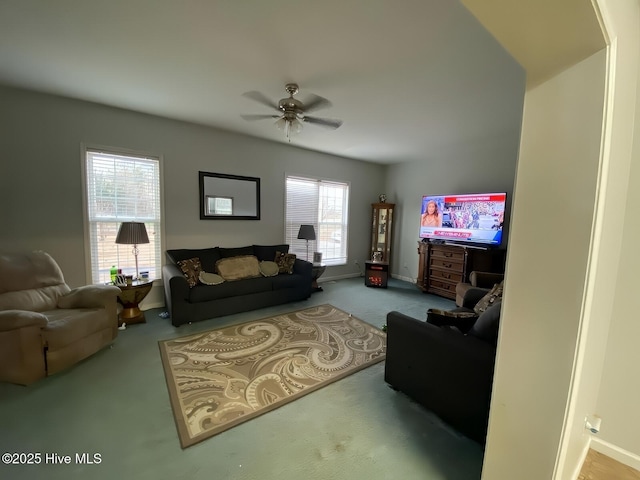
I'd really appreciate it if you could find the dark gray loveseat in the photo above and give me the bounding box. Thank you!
[162,244,312,327]
[384,291,502,444]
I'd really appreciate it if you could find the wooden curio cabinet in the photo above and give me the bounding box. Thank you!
[370,203,395,266]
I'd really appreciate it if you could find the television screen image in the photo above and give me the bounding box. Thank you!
[419,192,506,246]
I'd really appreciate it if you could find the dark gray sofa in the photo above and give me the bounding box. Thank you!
[384,297,502,444]
[162,244,312,327]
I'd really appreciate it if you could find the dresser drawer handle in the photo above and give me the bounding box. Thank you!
[444,263,452,269]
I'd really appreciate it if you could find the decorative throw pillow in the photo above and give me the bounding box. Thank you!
[468,301,502,345]
[274,251,296,274]
[215,255,261,281]
[427,308,478,319]
[177,257,202,288]
[473,281,504,315]
[199,271,225,285]
[259,261,279,277]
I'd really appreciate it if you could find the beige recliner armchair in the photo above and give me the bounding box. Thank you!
[0,251,121,385]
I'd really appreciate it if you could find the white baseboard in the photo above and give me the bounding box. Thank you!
[390,273,416,283]
[590,437,640,472]
[319,272,360,283]
[141,301,165,310]
[320,273,416,284]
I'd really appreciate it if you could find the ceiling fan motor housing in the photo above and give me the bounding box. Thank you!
[279,84,304,116]
[241,82,342,131]
[278,97,304,114]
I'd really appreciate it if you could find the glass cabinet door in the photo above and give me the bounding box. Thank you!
[370,203,394,265]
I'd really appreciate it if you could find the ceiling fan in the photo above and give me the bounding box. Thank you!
[241,83,343,142]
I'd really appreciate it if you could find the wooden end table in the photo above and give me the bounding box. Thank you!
[117,279,153,325]
[311,265,326,292]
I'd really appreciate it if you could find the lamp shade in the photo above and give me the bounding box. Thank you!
[115,222,149,245]
[297,224,316,241]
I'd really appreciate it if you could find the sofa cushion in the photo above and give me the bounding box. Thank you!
[0,250,66,295]
[177,257,202,288]
[473,281,504,315]
[199,271,225,285]
[468,301,502,345]
[189,276,273,302]
[274,251,296,274]
[218,246,255,259]
[215,255,261,281]
[0,284,71,313]
[42,308,112,350]
[253,244,289,262]
[259,261,279,277]
[167,248,220,273]
[271,273,304,289]
[0,251,71,311]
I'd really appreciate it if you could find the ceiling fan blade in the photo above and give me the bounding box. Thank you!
[241,114,281,121]
[303,93,332,113]
[303,116,343,129]
[242,91,279,110]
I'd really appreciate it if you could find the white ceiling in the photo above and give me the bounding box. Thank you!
[0,0,527,165]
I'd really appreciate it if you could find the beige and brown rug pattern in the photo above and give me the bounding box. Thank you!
[159,304,386,448]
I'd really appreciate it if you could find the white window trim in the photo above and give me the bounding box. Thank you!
[284,172,350,266]
[80,143,166,284]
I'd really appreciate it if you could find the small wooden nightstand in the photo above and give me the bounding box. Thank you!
[117,279,153,325]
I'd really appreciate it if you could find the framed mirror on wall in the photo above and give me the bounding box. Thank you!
[199,171,261,220]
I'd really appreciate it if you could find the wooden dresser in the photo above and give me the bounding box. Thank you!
[417,242,505,300]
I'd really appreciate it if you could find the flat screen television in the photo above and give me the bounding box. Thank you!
[419,192,507,246]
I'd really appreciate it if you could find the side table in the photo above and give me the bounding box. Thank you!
[311,265,326,292]
[117,280,153,325]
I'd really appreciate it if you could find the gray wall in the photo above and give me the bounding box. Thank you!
[0,85,385,289]
[483,49,607,478]
[384,128,523,281]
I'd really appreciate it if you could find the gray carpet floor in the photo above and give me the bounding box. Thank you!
[0,277,484,480]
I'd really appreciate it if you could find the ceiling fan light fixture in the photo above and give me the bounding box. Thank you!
[243,83,341,142]
[275,117,303,142]
[290,117,303,134]
[275,117,287,131]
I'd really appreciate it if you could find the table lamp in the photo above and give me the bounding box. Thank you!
[297,224,316,261]
[115,222,149,280]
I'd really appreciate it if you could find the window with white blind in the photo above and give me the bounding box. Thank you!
[285,175,349,266]
[84,149,162,284]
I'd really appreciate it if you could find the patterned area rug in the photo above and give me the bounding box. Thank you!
[159,304,387,448]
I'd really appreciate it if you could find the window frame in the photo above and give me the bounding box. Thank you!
[284,173,350,266]
[81,144,165,285]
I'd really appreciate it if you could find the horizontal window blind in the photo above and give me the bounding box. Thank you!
[285,175,349,266]
[85,150,161,284]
